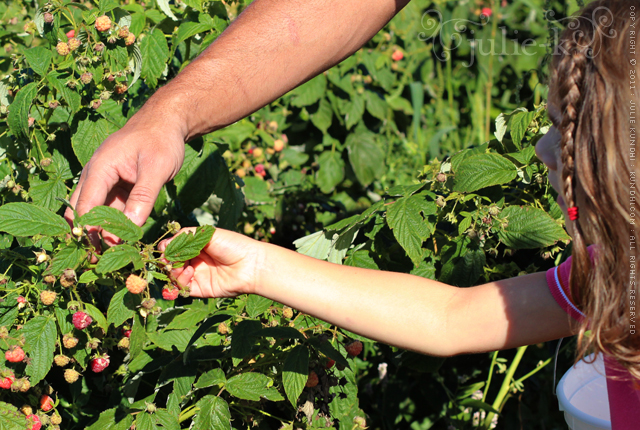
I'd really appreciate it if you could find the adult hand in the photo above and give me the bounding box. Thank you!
[65,116,185,241]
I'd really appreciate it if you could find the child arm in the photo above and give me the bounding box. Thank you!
[164,228,576,356]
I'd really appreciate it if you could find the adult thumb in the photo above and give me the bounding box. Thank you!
[123,171,166,226]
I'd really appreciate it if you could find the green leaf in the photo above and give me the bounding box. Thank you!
[85,408,133,430]
[0,203,69,237]
[230,320,261,360]
[155,409,180,430]
[245,295,273,318]
[343,94,365,130]
[453,153,518,193]
[311,98,333,133]
[84,303,108,332]
[157,0,179,21]
[140,28,170,87]
[55,307,74,336]
[173,142,224,215]
[0,402,28,430]
[165,307,212,330]
[386,194,435,266]
[24,47,52,76]
[226,372,284,402]
[136,412,159,430]
[316,151,345,194]
[346,131,385,187]
[242,176,275,204]
[290,74,327,107]
[494,113,508,142]
[193,396,231,430]
[78,270,99,284]
[307,337,349,369]
[293,230,332,260]
[7,82,38,141]
[129,312,147,361]
[29,175,67,212]
[72,116,119,166]
[498,206,570,249]
[164,225,215,262]
[79,206,144,242]
[510,110,537,148]
[195,368,226,389]
[45,244,87,276]
[283,345,309,407]
[21,316,57,385]
[0,307,18,329]
[147,328,197,352]
[439,248,486,288]
[107,287,139,328]
[96,245,143,274]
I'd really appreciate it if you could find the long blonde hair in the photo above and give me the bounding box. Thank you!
[550,0,640,378]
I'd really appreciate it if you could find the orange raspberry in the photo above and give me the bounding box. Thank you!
[53,355,70,367]
[56,42,70,56]
[62,334,78,349]
[125,33,136,46]
[68,37,81,51]
[126,274,146,294]
[95,15,111,32]
[117,26,129,39]
[40,291,56,306]
[63,369,80,384]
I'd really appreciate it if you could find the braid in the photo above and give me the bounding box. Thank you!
[554,38,591,307]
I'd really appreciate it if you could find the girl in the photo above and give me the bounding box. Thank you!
[160,0,640,427]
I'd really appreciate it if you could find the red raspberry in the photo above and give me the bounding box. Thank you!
[16,296,26,304]
[162,285,179,301]
[80,73,93,86]
[305,371,319,388]
[39,394,54,412]
[64,368,80,383]
[66,29,75,38]
[255,164,265,174]
[0,369,15,389]
[26,414,41,430]
[43,12,54,24]
[126,274,147,294]
[122,329,132,338]
[325,359,335,369]
[481,7,492,17]
[345,340,363,357]
[72,312,92,330]
[5,345,25,363]
[56,42,70,56]
[90,354,110,373]
[114,83,128,95]
[391,49,404,61]
[95,15,112,32]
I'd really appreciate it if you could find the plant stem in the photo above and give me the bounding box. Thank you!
[482,345,527,429]
[482,350,499,403]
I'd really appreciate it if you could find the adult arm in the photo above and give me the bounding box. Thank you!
[68,0,411,227]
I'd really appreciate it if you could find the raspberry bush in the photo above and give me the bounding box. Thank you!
[0,0,580,428]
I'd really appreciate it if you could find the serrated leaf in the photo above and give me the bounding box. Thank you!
[72,116,119,166]
[165,307,211,330]
[194,396,231,430]
[96,245,142,274]
[497,206,570,249]
[0,402,28,430]
[107,287,139,328]
[21,316,57,385]
[0,307,18,330]
[311,98,333,133]
[283,345,309,407]
[195,368,226,389]
[7,82,38,141]
[386,194,435,266]
[140,28,170,87]
[79,206,143,242]
[346,131,385,187]
[24,47,52,76]
[129,312,147,361]
[164,225,215,262]
[84,303,108,332]
[316,150,344,194]
[0,203,68,237]
[245,295,272,318]
[293,230,332,260]
[157,0,178,20]
[29,175,67,212]
[494,113,508,142]
[343,94,365,130]
[183,314,231,363]
[291,74,326,107]
[230,320,261,360]
[78,270,99,284]
[155,409,180,430]
[45,244,87,276]
[147,328,196,352]
[226,373,284,402]
[47,73,82,113]
[136,412,158,430]
[85,408,133,430]
[510,110,536,148]
[453,153,518,193]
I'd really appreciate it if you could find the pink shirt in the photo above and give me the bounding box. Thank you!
[546,250,640,429]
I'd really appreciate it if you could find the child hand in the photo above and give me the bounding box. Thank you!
[158,228,265,298]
